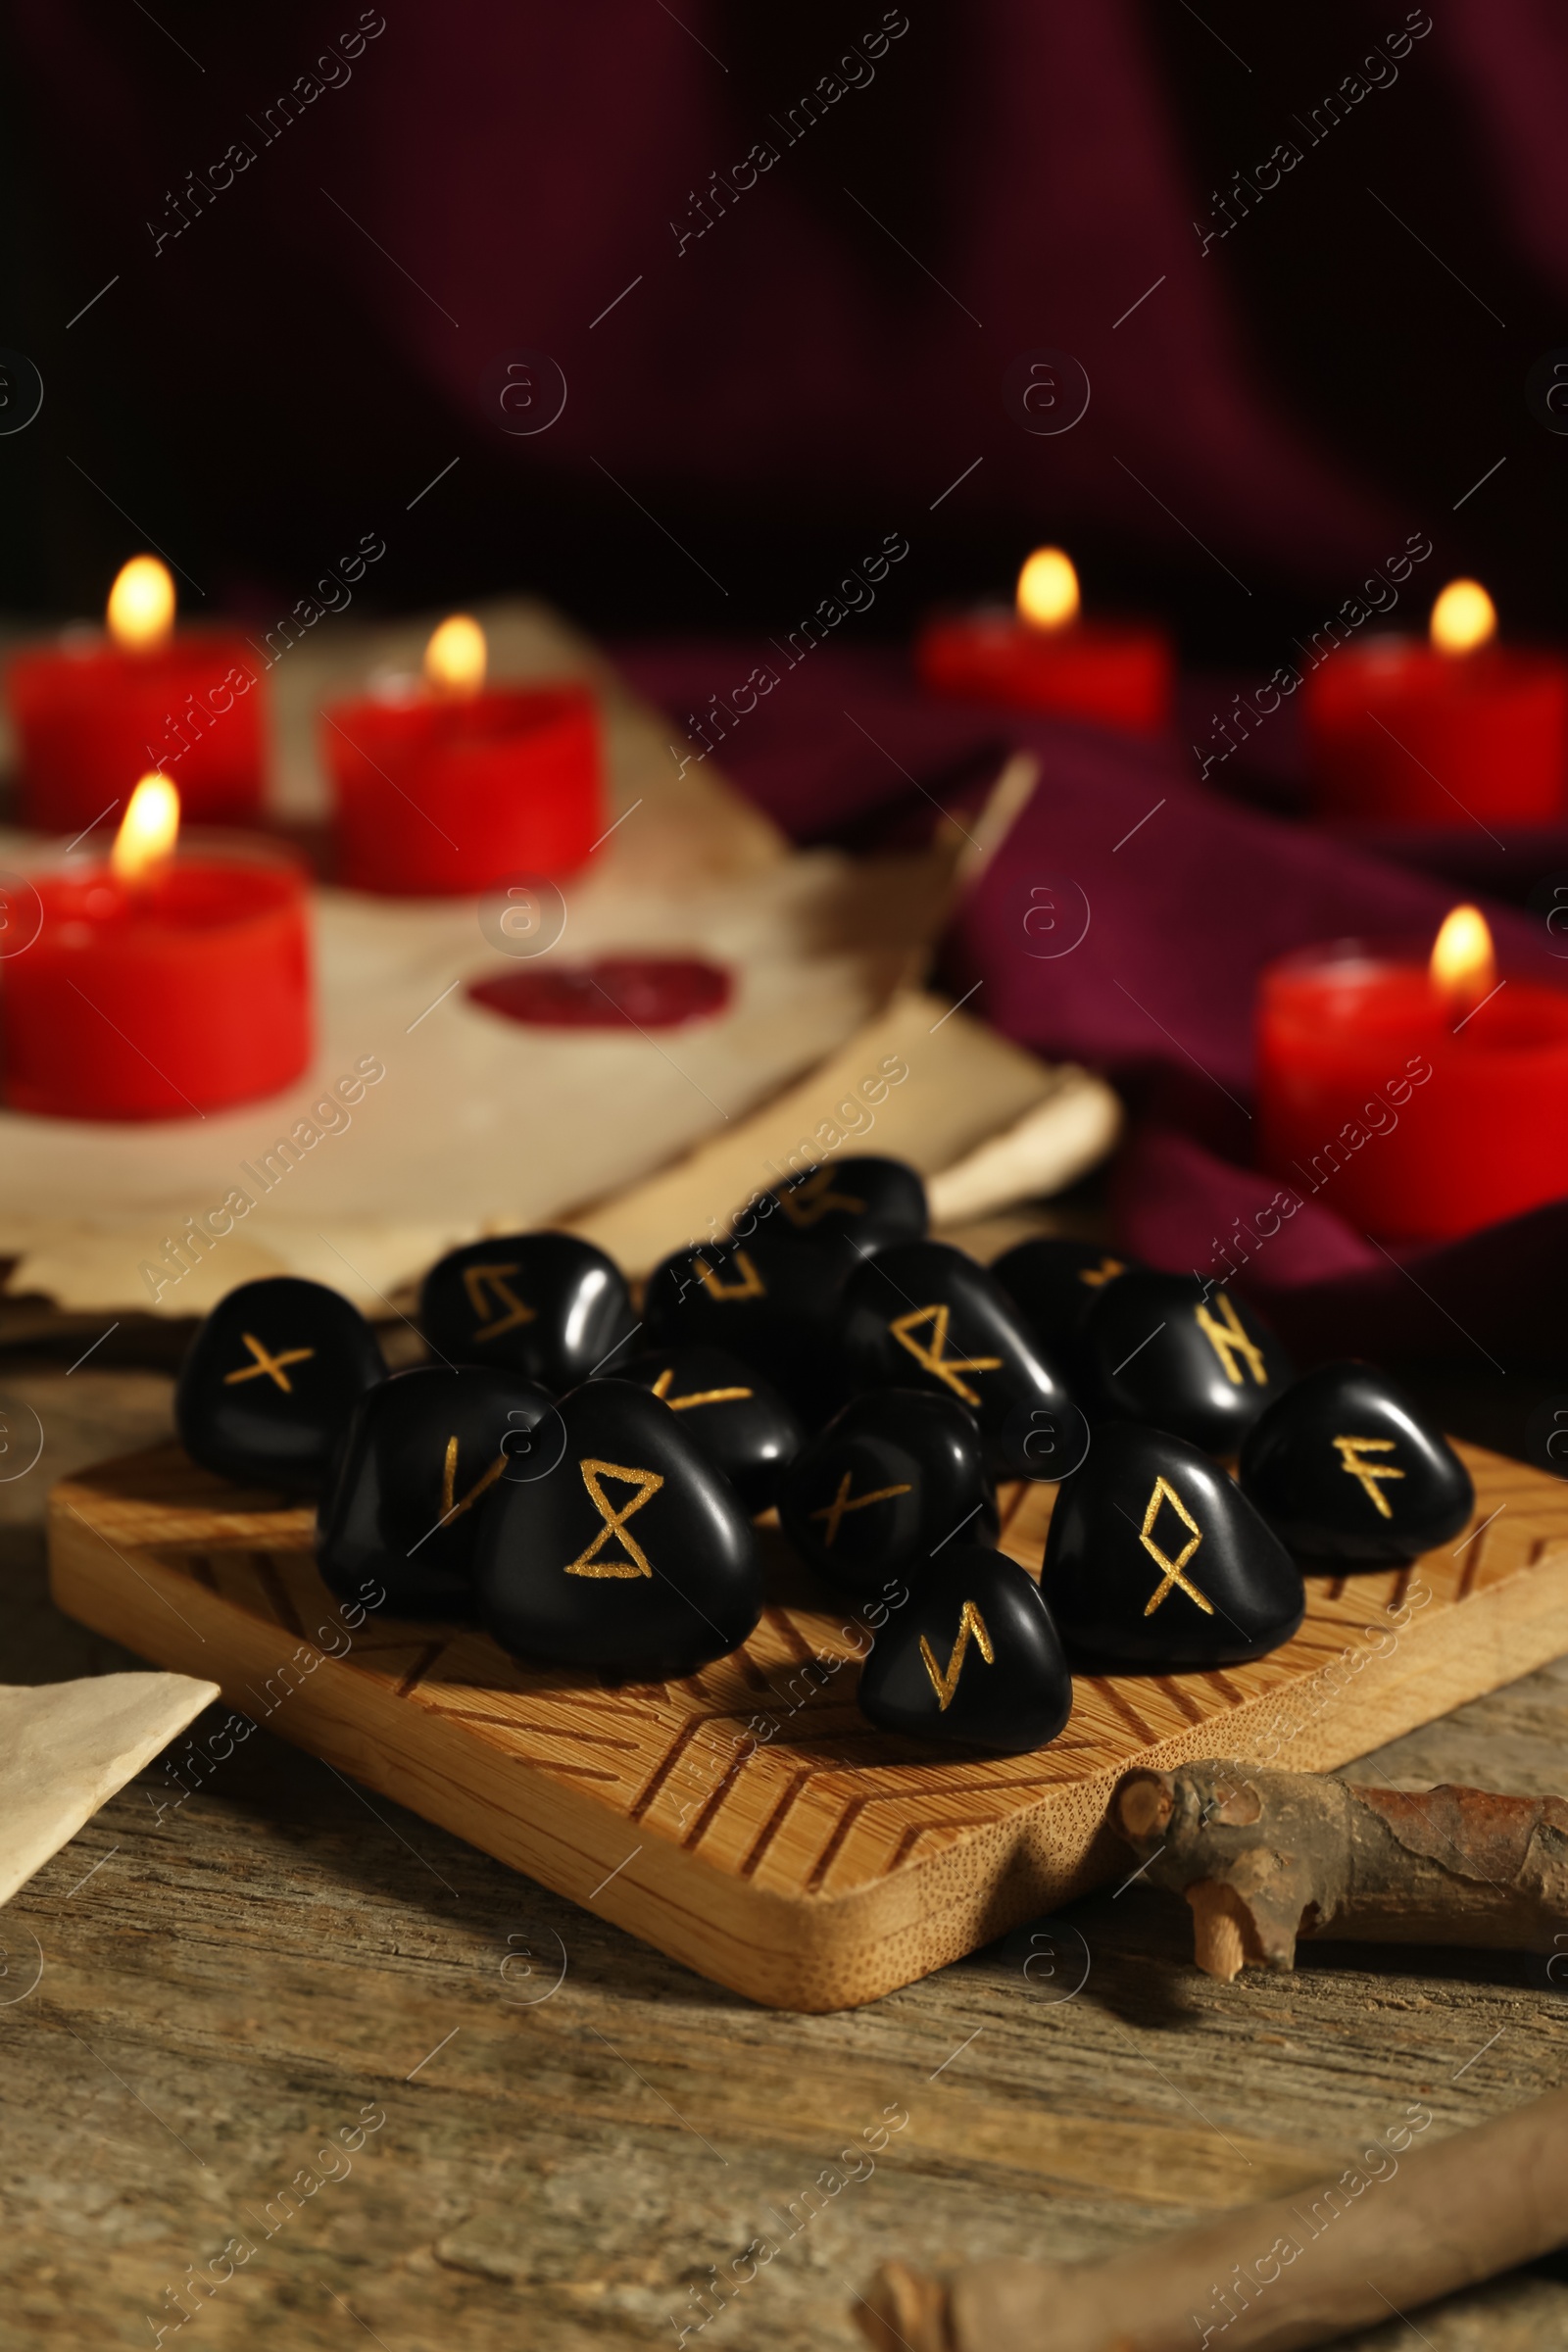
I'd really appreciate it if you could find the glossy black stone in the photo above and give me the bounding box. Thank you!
[753,1155,927,1254]
[318,1365,558,1618]
[838,1240,1074,1478]
[175,1276,385,1495]
[418,1232,637,1391]
[642,1228,851,1424]
[992,1237,1145,1373]
[1239,1360,1475,1567]
[1042,1422,1305,1670]
[1079,1272,1294,1455]
[857,1544,1073,1752]
[615,1345,803,1514]
[779,1390,998,1595]
[475,1378,762,1675]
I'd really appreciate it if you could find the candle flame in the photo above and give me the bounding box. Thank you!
[1016,547,1081,633]
[106,557,175,654]
[424,613,486,698]
[111,773,180,884]
[1430,903,1495,1016]
[1430,578,1496,657]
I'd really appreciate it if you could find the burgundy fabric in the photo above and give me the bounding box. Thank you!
[12,2,1373,581]
[17,2,1568,1356]
[1174,674,1568,909]
[14,4,1568,635]
[619,637,1568,1370]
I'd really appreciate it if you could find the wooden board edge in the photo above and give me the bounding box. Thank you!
[1264,1539,1568,1777]
[49,1491,1568,2010]
[51,1446,315,1544]
[827,1541,1568,2004]
[45,1509,915,2011]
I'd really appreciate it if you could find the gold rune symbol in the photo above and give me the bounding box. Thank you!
[695,1250,766,1301]
[564,1458,665,1579]
[1194,1290,1268,1387]
[776,1166,867,1230]
[1139,1475,1214,1617]
[919,1600,995,1710]
[462,1262,536,1344]
[649,1367,754,1411]
[223,1332,316,1394]
[1076,1256,1126,1289]
[809,1470,914,1548]
[888,1303,1003,1407]
[1333,1434,1404,1519]
[440,1434,508,1523]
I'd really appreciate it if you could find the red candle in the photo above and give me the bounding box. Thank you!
[322,614,603,896]
[7,558,267,834]
[1302,579,1568,824]
[916,547,1173,735]
[1256,907,1568,1242]
[0,777,312,1121]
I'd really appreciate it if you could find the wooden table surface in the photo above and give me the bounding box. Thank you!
[4,1359,1568,2352]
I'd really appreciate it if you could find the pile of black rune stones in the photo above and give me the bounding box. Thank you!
[173,1154,1474,1756]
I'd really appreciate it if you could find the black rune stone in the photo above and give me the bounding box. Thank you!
[317,1364,558,1618]
[474,1378,762,1676]
[615,1345,803,1514]
[642,1228,851,1423]
[838,1239,1074,1478]
[1079,1271,1293,1454]
[175,1275,385,1495]
[1239,1360,1475,1567]
[1042,1422,1305,1671]
[991,1236,1144,1370]
[759,1155,927,1253]
[418,1232,638,1390]
[778,1388,997,1595]
[856,1544,1073,1752]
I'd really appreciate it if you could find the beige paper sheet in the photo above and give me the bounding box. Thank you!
[0,602,949,1314]
[0,849,924,1314]
[0,1671,219,1910]
[568,990,1119,1276]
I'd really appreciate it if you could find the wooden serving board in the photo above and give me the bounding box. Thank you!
[48,1439,1568,2012]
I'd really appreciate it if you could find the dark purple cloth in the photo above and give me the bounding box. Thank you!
[15,3,1568,639]
[619,638,1568,1370]
[1176,672,1568,910]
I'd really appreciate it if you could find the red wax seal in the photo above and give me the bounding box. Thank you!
[466,955,732,1030]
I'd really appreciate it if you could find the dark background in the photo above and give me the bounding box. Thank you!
[2,0,1565,662]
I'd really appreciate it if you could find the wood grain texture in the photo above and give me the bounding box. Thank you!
[46,1438,1568,2013]
[2,1363,1566,2351]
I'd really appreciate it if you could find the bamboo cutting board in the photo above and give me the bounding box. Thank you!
[48,1439,1568,2011]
